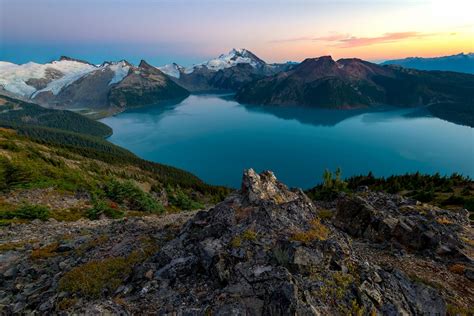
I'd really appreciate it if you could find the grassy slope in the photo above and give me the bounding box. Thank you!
[0,128,229,222]
[0,94,229,222]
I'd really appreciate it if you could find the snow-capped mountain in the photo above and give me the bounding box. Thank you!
[186,48,266,73]
[0,57,96,98]
[0,57,134,101]
[158,48,295,92]
[157,63,184,79]
[0,57,189,111]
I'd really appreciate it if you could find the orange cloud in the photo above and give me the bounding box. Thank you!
[332,32,437,48]
[272,32,439,48]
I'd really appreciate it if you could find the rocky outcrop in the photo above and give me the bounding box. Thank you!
[334,193,471,262]
[122,169,451,314]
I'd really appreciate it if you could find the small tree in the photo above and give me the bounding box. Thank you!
[323,169,334,189]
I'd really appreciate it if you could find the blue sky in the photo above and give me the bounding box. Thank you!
[1,0,472,66]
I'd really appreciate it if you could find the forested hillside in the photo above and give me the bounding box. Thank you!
[0,95,112,137]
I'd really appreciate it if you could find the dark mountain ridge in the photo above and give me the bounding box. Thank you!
[235,56,474,126]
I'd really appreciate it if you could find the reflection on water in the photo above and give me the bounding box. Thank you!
[101,94,474,188]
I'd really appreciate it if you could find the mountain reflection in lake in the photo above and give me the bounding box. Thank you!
[102,94,474,188]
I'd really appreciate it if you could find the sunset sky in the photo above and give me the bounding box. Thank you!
[1,0,473,66]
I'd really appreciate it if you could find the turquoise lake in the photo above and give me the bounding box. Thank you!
[101,94,474,189]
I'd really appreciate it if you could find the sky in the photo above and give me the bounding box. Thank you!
[0,0,473,66]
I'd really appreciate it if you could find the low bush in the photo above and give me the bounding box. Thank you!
[58,252,142,298]
[104,179,163,213]
[86,200,124,220]
[0,204,50,221]
[31,242,59,259]
[167,186,204,210]
[441,195,466,206]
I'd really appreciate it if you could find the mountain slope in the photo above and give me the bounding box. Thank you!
[235,56,474,111]
[33,61,131,110]
[382,53,474,74]
[109,60,190,108]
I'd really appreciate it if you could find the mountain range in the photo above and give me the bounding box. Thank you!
[0,50,473,126]
[382,53,474,74]
[0,50,295,115]
[0,57,189,115]
[0,50,473,314]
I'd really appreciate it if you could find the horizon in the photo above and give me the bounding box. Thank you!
[0,49,473,68]
[1,0,473,66]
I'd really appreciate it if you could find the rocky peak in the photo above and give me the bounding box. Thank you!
[58,56,96,66]
[229,48,266,66]
[241,168,298,205]
[294,56,341,78]
[100,60,133,68]
[138,60,154,70]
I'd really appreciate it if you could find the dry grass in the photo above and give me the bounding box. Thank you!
[448,264,465,275]
[31,242,59,259]
[235,206,255,222]
[291,218,329,244]
[436,217,453,225]
[58,252,142,298]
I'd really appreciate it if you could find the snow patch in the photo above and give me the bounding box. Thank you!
[0,61,48,97]
[108,61,130,85]
[0,59,96,97]
[33,60,96,96]
[158,63,181,78]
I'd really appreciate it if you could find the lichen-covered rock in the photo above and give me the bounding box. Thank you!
[334,193,471,262]
[121,169,448,315]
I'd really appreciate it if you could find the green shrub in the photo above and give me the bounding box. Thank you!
[0,204,50,221]
[104,179,163,213]
[273,247,290,267]
[464,198,474,212]
[168,187,204,210]
[441,195,466,206]
[86,200,124,220]
[0,158,34,190]
[412,190,435,203]
[308,168,348,201]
